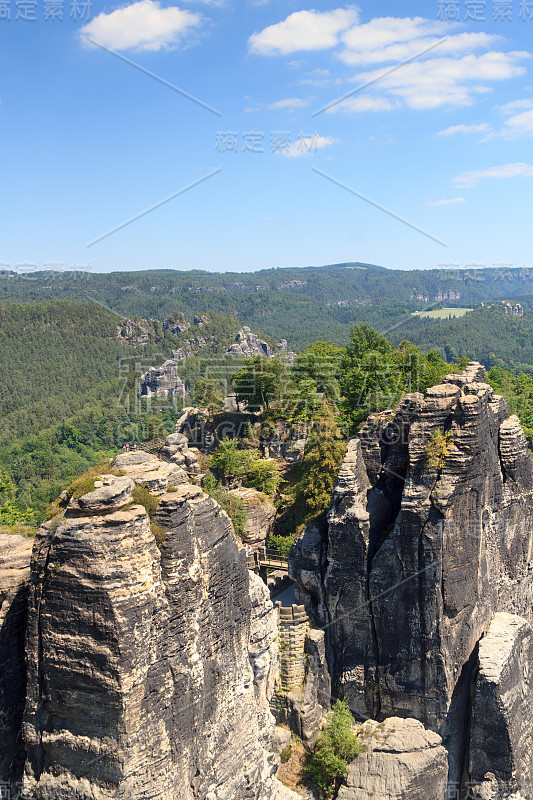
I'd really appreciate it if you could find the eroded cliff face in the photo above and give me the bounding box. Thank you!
[19,470,282,800]
[0,533,33,785]
[290,363,533,742]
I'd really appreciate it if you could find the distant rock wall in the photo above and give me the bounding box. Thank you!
[140,326,295,402]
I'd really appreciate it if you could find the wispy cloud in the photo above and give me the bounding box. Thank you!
[453,162,533,187]
[328,95,394,112]
[282,135,336,157]
[425,197,466,206]
[266,97,310,110]
[339,18,498,65]
[437,122,491,135]
[80,0,203,52]
[497,98,533,114]
[483,98,533,138]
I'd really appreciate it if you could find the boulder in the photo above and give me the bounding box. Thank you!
[337,717,448,800]
[271,727,291,757]
[112,450,188,490]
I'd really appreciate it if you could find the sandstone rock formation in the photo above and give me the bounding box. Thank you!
[468,612,533,796]
[289,362,533,793]
[111,449,188,489]
[171,407,259,454]
[0,533,32,785]
[140,325,294,403]
[5,359,533,800]
[18,465,284,800]
[140,358,187,401]
[228,487,276,548]
[226,328,295,364]
[337,717,448,800]
[159,425,202,474]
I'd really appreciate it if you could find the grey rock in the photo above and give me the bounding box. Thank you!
[337,717,448,800]
[225,328,296,364]
[228,488,276,547]
[21,468,282,800]
[160,422,202,474]
[68,475,135,515]
[468,612,533,797]
[0,533,32,785]
[271,727,291,757]
[248,571,278,746]
[140,359,187,400]
[111,451,188,490]
[289,362,533,744]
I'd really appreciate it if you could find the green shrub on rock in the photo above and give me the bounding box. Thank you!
[306,700,360,799]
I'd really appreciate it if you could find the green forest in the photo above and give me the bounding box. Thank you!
[2,285,533,537]
[2,262,533,351]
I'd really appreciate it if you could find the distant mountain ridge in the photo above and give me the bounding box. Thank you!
[3,262,533,350]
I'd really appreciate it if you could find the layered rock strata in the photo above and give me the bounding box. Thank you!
[20,468,282,800]
[289,363,533,782]
[0,533,33,785]
[228,488,276,548]
[337,717,448,800]
[468,612,533,795]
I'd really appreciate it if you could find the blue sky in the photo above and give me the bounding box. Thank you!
[1,0,533,273]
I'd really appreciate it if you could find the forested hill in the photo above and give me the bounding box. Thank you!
[0,301,250,519]
[2,263,533,349]
[388,303,533,373]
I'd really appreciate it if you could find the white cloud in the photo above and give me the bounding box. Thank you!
[80,0,203,52]
[329,95,394,112]
[425,197,466,206]
[437,122,491,135]
[266,97,310,110]
[248,7,359,56]
[340,18,499,66]
[281,135,336,157]
[502,108,533,134]
[251,11,529,114]
[483,99,533,137]
[453,162,533,187]
[349,51,528,109]
[497,98,533,114]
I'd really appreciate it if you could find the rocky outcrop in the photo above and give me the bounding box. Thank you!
[226,328,295,364]
[227,327,272,358]
[289,362,533,791]
[0,533,32,785]
[140,325,294,403]
[111,449,188,489]
[159,425,202,474]
[20,463,282,800]
[248,572,279,745]
[140,358,187,401]
[337,717,448,800]
[468,612,533,796]
[228,488,276,548]
[171,407,259,454]
[274,611,331,749]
